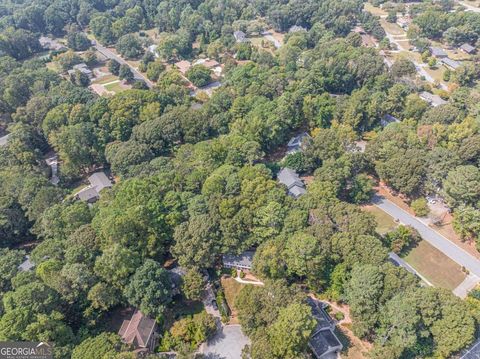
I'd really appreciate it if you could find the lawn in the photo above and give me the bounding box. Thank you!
[404,241,467,291]
[104,81,127,93]
[92,74,118,85]
[221,277,245,324]
[380,19,405,36]
[363,205,398,235]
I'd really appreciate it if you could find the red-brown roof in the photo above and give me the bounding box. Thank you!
[118,310,156,348]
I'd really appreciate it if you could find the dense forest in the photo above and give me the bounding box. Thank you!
[0,0,480,358]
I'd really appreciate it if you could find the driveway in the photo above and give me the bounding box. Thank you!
[373,195,480,277]
[201,324,250,359]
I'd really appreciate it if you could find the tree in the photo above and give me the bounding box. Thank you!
[349,174,374,204]
[72,333,123,359]
[185,65,212,87]
[0,249,25,294]
[67,32,91,51]
[115,34,144,59]
[443,165,480,208]
[119,64,134,82]
[182,269,205,301]
[124,259,173,321]
[108,59,120,75]
[391,58,416,78]
[453,205,480,242]
[146,61,165,81]
[411,198,429,217]
[105,141,154,178]
[384,225,421,254]
[268,303,316,359]
[87,282,121,311]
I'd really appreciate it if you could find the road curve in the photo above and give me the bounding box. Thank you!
[373,195,480,277]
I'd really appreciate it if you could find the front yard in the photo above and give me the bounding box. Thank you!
[363,205,398,235]
[221,276,245,324]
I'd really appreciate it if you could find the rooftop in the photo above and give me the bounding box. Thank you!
[289,25,307,33]
[234,31,247,43]
[88,171,112,193]
[175,60,191,74]
[118,310,156,349]
[430,47,447,57]
[18,256,34,272]
[0,134,9,146]
[419,91,447,107]
[460,43,475,53]
[441,57,461,70]
[223,251,255,269]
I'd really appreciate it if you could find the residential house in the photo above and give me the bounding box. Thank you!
[287,132,311,154]
[223,251,255,270]
[68,63,93,79]
[289,25,307,33]
[380,114,400,127]
[75,171,113,203]
[233,31,247,43]
[0,134,9,147]
[119,310,158,352]
[307,297,343,359]
[39,36,67,52]
[18,255,35,272]
[148,44,159,58]
[440,57,461,70]
[193,58,223,77]
[430,47,447,58]
[174,60,192,75]
[460,43,476,54]
[419,91,447,107]
[396,15,412,30]
[278,168,306,198]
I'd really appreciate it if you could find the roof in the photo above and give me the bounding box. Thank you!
[289,185,307,198]
[234,31,247,42]
[39,36,67,51]
[289,25,307,33]
[0,134,9,146]
[460,43,475,53]
[430,47,447,57]
[76,186,99,202]
[175,60,191,74]
[119,310,156,348]
[88,172,112,192]
[307,297,335,331]
[419,91,447,107]
[223,251,255,269]
[278,168,304,189]
[287,132,310,149]
[18,256,34,272]
[441,57,461,70]
[193,58,220,68]
[381,114,400,127]
[309,329,343,358]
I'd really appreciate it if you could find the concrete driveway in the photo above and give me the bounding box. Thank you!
[373,195,480,277]
[201,325,250,359]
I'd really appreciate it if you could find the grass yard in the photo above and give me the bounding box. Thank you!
[104,81,127,93]
[92,74,118,85]
[221,277,245,324]
[380,19,405,36]
[363,205,398,235]
[404,241,466,291]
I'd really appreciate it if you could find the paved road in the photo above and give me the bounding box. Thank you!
[453,273,480,298]
[461,338,480,359]
[459,1,480,13]
[373,195,480,277]
[93,41,154,88]
[201,324,250,359]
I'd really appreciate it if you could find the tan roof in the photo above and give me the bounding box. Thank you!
[175,60,191,74]
[119,310,156,348]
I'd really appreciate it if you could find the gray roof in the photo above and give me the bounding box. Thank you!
[419,91,447,107]
[223,251,255,269]
[278,168,304,189]
[381,114,400,127]
[234,31,247,42]
[430,47,447,57]
[0,134,9,147]
[289,25,307,33]
[441,57,461,70]
[289,185,307,198]
[287,132,310,149]
[88,172,112,193]
[76,186,100,202]
[460,43,475,53]
[18,256,34,272]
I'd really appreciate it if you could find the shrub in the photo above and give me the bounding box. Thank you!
[411,198,429,217]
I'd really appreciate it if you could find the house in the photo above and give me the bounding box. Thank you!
[193,58,223,76]
[174,60,191,75]
[460,43,476,54]
[148,44,159,58]
[75,171,113,203]
[441,57,461,70]
[68,63,93,79]
[278,168,306,198]
[307,297,343,359]
[223,251,255,270]
[287,132,311,154]
[380,114,400,127]
[18,255,35,272]
[118,310,158,352]
[289,25,307,33]
[396,16,412,30]
[0,134,9,147]
[419,91,447,107]
[233,31,247,43]
[39,36,67,51]
[430,47,447,58]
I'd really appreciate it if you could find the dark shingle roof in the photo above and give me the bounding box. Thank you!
[223,251,255,269]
